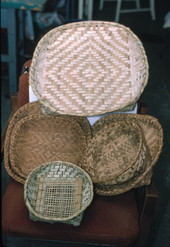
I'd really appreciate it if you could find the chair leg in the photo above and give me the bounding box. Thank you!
[85,0,93,20]
[99,0,105,10]
[135,0,140,9]
[115,0,122,22]
[150,0,156,20]
[78,0,84,19]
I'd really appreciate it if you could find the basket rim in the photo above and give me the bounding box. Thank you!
[29,20,148,116]
[4,102,42,183]
[24,161,94,222]
[95,167,153,196]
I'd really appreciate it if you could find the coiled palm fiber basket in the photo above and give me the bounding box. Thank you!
[4,102,92,184]
[29,21,148,116]
[24,161,93,226]
[88,114,163,195]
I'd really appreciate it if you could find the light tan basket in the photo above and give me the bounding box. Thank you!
[4,102,92,184]
[81,120,151,184]
[24,161,93,226]
[29,21,148,116]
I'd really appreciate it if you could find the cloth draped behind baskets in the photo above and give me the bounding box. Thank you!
[29,21,148,116]
[80,114,163,196]
[24,161,93,226]
[4,102,92,184]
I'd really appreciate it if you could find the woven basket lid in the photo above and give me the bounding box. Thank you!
[4,102,92,184]
[81,120,150,183]
[29,21,148,116]
[24,161,93,226]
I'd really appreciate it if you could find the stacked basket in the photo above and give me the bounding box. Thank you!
[4,21,163,226]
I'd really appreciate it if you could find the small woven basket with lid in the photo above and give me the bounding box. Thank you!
[29,21,148,116]
[24,161,93,226]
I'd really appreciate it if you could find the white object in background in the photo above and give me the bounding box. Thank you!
[163,11,170,29]
[29,85,137,126]
[25,10,35,40]
[87,104,138,125]
[29,86,38,102]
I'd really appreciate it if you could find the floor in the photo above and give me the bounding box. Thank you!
[1,0,170,247]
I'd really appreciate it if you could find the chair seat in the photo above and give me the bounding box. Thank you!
[2,178,139,246]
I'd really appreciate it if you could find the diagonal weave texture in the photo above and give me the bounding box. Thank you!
[9,115,87,183]
[29,21,148,116]
[24,161,93,226]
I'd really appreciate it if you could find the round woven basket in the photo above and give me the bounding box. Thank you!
[92,113,163,170]
[29,21,148,116]
[81,120,150,184]
[91,113,163,195]
[24,161,93,226]
[4,102,92,183]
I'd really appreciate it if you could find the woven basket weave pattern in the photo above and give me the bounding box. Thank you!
[4,102,43,182]
[95,168,153,196]
[24,161,93,225]
[92,113,163,168]
[102,141,151,185]
[4,102,92,183]
[82,121,146,183]
[91,114,163,195]
[30,21,148,116]
[9,115,87,182]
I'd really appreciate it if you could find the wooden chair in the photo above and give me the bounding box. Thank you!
[1,63,158,246]
[99,0,156,22]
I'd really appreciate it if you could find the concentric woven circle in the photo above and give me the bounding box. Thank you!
[4,102,92,183]
[24,161,93,225]
[29,21,148,116]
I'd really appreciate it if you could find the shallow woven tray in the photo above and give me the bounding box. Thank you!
[4,102,92,183]
[81,120,151,183]
[29,21,148,116]
[24,161,93,226]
